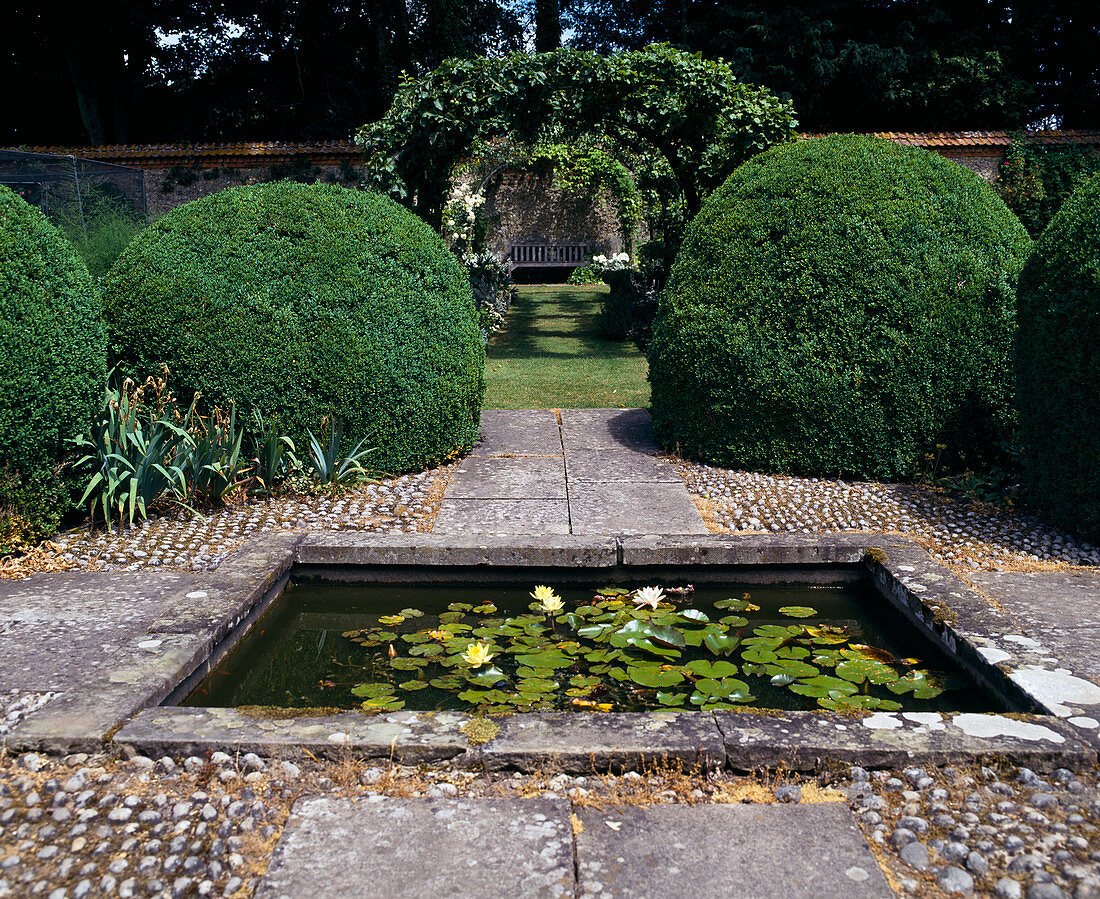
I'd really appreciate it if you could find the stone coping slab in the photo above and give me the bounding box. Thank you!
[574,803,892,899]
[715,710,1096,771]
[565,450,682,483]
[113,707,1095,773]
[256,796,575,899]
[115,707,470,763]
[475,711,725,772]
[295,533,619,568]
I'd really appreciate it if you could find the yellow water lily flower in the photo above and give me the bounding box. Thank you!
[426,630,450,641]
[461,642,496,667]
[632,586,665,609]
[531,585,564,613]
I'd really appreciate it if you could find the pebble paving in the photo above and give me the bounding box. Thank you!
[678,464,1100,573]
[1,751,1097,898]
[9,468,453,578]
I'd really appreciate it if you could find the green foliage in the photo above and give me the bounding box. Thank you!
[996,139,1100,238]
[304,420,376,486]
[54,184,147,279]
[101,181,485,474]
[650,135,1031,480]
[1016,173,1100,541]
[566,265,601,285]
[358,44,796,233]
[0,185,107,551]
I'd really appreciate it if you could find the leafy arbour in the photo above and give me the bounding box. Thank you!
[356,44,797,240]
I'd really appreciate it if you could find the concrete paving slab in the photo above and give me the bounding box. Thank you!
[432,499,571,535]
[970,570,1100,631]
[477,711,725,772]
[574,803,891,899]
[448,455,567,499]
[0,572,196,691]
[255,796,575,899]
[569,483,707,535]
[560,408,660,452]
[471,409,562,456]
[566,450,682,483]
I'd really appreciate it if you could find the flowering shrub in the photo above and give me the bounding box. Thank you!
[590,252,631,276]
[442,182,487,252]
[463,251,515,340]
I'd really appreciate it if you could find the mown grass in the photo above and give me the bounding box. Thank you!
[482,284,650,409]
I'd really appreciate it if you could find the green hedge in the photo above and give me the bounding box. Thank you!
[1016,172,1100,540]
[0,185,107,550]
[649,134,1031,479]
[102,182,485,473]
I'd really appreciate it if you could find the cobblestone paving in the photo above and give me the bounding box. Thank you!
[678,464,1100,573]
[1,751,1097,898]
[8,467,454,578]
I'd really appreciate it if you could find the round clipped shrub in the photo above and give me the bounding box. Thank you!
[0,185,107,549]
[102,182,485,473]
[650,134,1031,479]
[1016,172,1100,540]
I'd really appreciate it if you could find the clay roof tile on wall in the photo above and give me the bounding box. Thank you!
[9,132,1100,170]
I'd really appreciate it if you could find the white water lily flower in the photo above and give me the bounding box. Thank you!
[461,642,496,667]
[632,586,665,609]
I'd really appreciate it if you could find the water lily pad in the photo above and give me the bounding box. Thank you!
[389,657,427,670]
[778,606,818,618]
[843,644,898,664]
[448,603,473,612]
[570,674,601,688]
[703,632,739,656]
[774,645,811,660]
[429,675,463,690]
[409,644,444,657]
[438,611,465,623]
[515,650,572,669]
[597,587,630,596]
[399,608,425,618]
[377,614,406,626]
[361,697,404,710]
[887,671,946,699]
[753,624,804,639]
[714,598,760,612]
[465,667,508,687]
[351,682,394,698]
[836,659,899,686]
[767,659,818,679]
[656,691,688,706]
[789,676,859,699]
[470,603,498,615]
[718,615,749,628]
[628,666,685,688]
[685,659,740,678]
[741,646,778,664]
[770,673,796,686]
[693,677,754,702]
[401,632,430,644]
[399,680,429,691]
[679,609,710,624]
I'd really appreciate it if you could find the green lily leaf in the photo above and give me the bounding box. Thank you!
[703,632,740,656]
[718,615,749,627]
[399,680,429,691]
[409,644,444,657]
[399,608,424,618]
[778,606,818,618]
[836,659,899,686]
[378,614,406,626]
[361,697,404,711]
[465,667,508,687]
[429,675,463,690]
[389,657,427,670]
[789,676,859,698]
[679,609,710,624]
[686,659,739,678]
[656,691,688,706]
[628,666,685,688]
[767,659,818,679]
[351,682,394,698]
[447,603,473,612]
[741,646,778,664]
[714,598,761,612]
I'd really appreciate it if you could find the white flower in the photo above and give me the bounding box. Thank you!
[632,586,665,609]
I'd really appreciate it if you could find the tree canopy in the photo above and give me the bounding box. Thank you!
[356,44,796,233]
[3,0,1096,145]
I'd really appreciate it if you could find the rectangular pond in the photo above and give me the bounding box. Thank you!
[185,577,1001,715]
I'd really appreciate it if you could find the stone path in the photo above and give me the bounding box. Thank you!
[256,795,891,899]
[434,409,707,536]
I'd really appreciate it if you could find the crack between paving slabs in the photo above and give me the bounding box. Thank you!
[555,408,574,535]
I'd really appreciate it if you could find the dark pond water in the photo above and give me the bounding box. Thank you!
[184,580,1000,714]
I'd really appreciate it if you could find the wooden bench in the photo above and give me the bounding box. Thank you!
[508,241,588,269]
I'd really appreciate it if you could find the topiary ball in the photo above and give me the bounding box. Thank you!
[0,184,107,546]
[102,182,485,473]
[1016,172,1100,540]
[649,134,1031,479]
